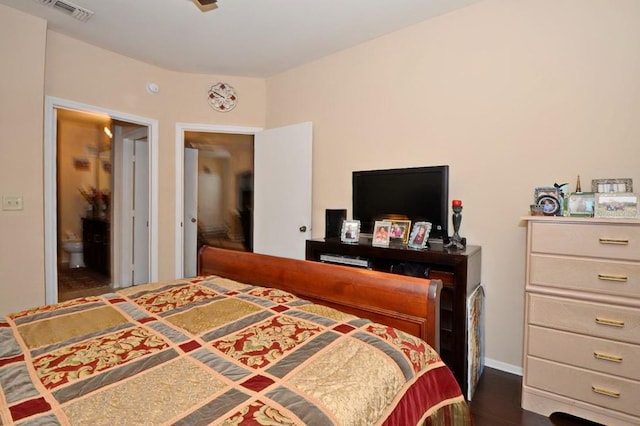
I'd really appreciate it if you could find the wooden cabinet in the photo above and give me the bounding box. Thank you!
[82,218,110,277]
[522,217,640,425]
[305,237,482,397]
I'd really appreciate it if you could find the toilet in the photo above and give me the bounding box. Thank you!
[62,240,85,268]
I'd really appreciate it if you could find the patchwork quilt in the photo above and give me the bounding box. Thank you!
[0,276,471,425]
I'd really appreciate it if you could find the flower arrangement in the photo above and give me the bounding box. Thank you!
[79,186,110,216]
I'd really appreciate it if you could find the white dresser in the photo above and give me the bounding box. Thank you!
[522,217,640,426]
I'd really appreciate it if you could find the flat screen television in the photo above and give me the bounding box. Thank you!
[352,165,449,240]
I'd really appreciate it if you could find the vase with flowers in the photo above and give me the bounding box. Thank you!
[79,186,110,219]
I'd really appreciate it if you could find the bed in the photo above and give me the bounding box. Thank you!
[0,246,472,425]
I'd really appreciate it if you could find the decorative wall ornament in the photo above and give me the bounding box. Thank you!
[208,82,237,112]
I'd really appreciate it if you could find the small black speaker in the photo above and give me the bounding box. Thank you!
[325,209,347,239]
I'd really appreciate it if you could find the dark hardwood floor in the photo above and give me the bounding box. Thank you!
[469,368,604,426]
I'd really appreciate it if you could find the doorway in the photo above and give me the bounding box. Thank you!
[44,96,159,305]
[55,109,113,301]
[182,131,255,278]
[175,122,313,279]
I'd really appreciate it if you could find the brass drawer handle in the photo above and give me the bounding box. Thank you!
[592,386,620,398]
[598,274,628,282]
[595,317,625,327]
[594,352,623,363]
[599,238,629,245]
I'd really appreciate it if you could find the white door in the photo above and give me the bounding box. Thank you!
[183,147,198,277]
[114,133,133,286]
[116,135,149,286]
[133,139,149,284]
[253,122,313,260]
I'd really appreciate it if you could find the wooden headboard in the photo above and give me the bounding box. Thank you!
[198,246,441,350]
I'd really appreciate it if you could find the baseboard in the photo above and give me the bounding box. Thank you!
[483,357,523,376]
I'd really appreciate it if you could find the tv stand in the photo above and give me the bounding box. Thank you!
[306,237,482,398]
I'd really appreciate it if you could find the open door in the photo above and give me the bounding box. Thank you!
[114,129,150,286]
[183,147,198,277]
[176,121,312,277]
[253,122,312,260]
[132,139,149,284]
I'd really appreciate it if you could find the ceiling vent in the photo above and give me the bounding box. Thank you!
[34,0,94,23]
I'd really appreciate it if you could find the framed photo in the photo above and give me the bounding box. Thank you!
[372,220,391,247]
[408,222,432,249]
[592,178,633,193]
[389,219,411,244]
[534,187,562,216]
[567,192,595,217]
[340,220,360,243]
[594,193,639,218]
[73,157,90,171]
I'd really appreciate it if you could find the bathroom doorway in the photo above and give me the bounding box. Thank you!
[44,96,159,305]
[56,109,112,301]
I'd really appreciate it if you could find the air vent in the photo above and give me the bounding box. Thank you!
[34,0,94,23]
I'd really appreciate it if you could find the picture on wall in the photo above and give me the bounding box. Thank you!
[73,157,90,171]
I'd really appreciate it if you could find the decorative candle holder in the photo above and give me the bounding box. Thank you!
[445,199,466,250]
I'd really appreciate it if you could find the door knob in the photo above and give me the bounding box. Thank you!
[299,225,307,232]
[191,218,197,223]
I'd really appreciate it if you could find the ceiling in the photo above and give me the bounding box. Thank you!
[0,0,482,78]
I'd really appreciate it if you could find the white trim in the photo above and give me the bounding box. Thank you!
[484,357,523,376]
[44,96,159,304]
[174,123,262,279]
[43,100,58,305]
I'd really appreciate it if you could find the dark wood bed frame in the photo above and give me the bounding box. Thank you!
[198,245,442,350]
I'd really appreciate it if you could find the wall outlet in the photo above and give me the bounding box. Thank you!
[2,195,23,211]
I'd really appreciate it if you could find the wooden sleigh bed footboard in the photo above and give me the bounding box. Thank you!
[198,245,441,351]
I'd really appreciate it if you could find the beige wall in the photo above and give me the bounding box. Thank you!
[0,8,266,316]
[44,32,267,283]
[0,5,46,316]
[266,0,640,369]
[2,0,639,370]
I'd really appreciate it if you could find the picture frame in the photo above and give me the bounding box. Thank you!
[372,220,392,247]
[389,219,412,244]
[534,186,562,216]
[567,192,595,217]
[591,178,633,193]
[340,219,361,243]
[73,157,90,171]
[594,193,639,218]
[408,222,432,249]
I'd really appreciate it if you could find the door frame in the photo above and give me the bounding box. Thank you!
[174,123,262,279]
[44,96,159,304]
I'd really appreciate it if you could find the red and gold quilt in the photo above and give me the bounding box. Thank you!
[0,276,471,425]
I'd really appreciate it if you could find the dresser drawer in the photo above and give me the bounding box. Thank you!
[528,325,640,380]
[528,294,640,345]
[529,254,640,298]
[526,357,640,417]
[530,222,640,261]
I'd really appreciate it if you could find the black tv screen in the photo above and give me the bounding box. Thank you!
[352,165,449,240]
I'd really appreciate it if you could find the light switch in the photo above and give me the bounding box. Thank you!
[2,195,23,211]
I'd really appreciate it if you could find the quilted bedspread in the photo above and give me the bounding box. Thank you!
[1,276,470,425]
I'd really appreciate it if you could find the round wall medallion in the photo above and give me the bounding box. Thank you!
[208,82,237,112]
